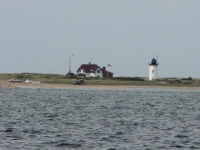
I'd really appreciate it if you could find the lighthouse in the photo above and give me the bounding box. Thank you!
[149,57,159,80]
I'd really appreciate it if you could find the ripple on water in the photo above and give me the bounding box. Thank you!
[0,88,200,149]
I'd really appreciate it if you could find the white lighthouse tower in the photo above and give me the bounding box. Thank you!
[149,57,159,80]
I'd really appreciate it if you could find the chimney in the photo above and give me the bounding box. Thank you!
[103,66,106,70]
[89,62,91,65]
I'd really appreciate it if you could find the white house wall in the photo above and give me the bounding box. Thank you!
[95,68,103,78]
[78,68,103,78]
[85,72,103,78]
[79,69,85,74]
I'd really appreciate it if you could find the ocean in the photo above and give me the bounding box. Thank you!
[0,88,200,150]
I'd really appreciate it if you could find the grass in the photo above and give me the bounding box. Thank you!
[0,73,200,87]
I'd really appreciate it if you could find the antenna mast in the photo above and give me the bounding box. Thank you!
[156,55,158,63]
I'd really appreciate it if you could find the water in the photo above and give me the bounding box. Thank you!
[0,88,200,150]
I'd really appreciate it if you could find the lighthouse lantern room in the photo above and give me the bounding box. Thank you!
[149,57,159,80]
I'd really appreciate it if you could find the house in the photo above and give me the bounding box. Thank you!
[76,62,113,78]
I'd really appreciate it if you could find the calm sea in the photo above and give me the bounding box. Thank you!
[0,88,200,150]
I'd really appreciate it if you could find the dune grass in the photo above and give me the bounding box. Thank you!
[0,73,199,87]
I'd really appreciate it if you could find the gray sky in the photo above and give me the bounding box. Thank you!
[0,0,199,78]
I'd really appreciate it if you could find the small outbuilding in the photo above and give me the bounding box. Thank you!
[66,72,76,77]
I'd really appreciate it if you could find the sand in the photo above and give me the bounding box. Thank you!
[1,81,200,90]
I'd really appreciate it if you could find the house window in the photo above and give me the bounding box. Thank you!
[152,70,154,73]
[97,70,100,73]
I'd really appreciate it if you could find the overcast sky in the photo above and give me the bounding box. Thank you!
[0,0,199,78]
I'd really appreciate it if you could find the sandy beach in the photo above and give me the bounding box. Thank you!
[1,81,200,90]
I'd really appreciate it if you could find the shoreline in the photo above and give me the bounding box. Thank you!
[1,83,200,90]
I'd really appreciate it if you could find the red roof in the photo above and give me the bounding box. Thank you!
[77,64,100,73]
